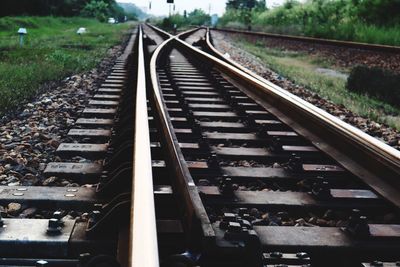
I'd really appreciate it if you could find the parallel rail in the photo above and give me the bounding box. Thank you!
[1,22,399,266]
[145,25,400,266]
[212,27,400,53]
[204,28,400,208]
[129,25,159,267]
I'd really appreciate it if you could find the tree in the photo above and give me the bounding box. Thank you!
[187,9,210,25]
[0,0,131,22]
[81,0,110,22]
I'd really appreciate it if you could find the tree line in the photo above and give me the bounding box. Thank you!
[1,0,135,22]
[219,0,400,45]
[157,9,211,31]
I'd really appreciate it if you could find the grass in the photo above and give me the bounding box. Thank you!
[0,16,133,115]
[236,39,400,130]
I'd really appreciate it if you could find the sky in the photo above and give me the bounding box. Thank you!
[117,0,292,17]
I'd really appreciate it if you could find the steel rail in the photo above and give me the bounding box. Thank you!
[212,27,400,53]
[169,31,400,208]
[145,23,173,39]
[129,25,159,267]
[149,31,215,245]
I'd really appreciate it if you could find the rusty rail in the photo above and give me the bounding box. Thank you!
[129,25,159,267]
[169,28,400,208]
[149,28,215,246]
[212,27,400,53]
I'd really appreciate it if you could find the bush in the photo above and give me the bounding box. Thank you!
[218,0,400,46]
[347,66,400,107]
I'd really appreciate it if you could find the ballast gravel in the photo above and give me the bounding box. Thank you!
[0,43,126,187]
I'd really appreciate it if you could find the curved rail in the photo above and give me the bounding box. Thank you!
[129,25,159,267]
[212,27,400,53]
[167,29,400,208]
[146,23,173,39]
[149,30,215,244]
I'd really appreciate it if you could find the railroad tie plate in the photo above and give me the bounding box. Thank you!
[369,224,400,239]
[82,108,117,118]
[100,83,124,88]
[0,186,100,209]
[255,119,283,126]
[263,252,311,265]
[250,225,400,251]
[192,111,237,118]
[97,88,122,94]
[199,121,246,129]
[68,129,112,141]
[92,94,121,100]
[166,107,183,112]
[246,110,270,115]
[212,147,274,158]
[221,166,292,179]
[281,145,319,153]
[75,118,114,127]
[302,164,345,173]
[173,128,192,134]
[185,97,225,103]
[44,162,102,182]
[0,219,75,258]
[106,75,127,80]
[180,91,219,96]
[266,131,298,137]
[56,143,108,158]
[189,103,231,109]
[204,132,259,141]
[88,100,119,107]
[104,79,125,84]
[213,146,321,161]
[198,186,382,209]
[178,86,215,91]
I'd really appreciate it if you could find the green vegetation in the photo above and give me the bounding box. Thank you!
[235,39,400,129]
[0,16,132,114]
[219,0,400,46]
[1,0,139,22]
[118,2,149,21]
[155,9,211,31]
[347,66,400,108]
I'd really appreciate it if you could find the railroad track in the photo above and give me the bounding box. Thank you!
[144,25,400,266]
[0,23,400,267]
[0,26,149,266]
[210,28,400,53]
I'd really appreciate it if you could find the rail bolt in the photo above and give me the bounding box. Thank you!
[311,180,332,200]
[238,207,248,216]
[36,260,48,266]
[53,211,64,226]
[371,261,384,267]
[207,152,219,169]
[257,124,269,137]
[296,252,309,259]
[192,121,201,135]
[227,221,242,233]
[198,136,209,150]
[88,210,101,228]
[288,154,303,172]
[271,137,282,152]
[0,213,4,227]
[220,213,237,229]
[270,251,283,258]
[346,214,370,238]
[219,177,235,196]
[246,113,257,128]
[79,252,92,265]
[47,218,62,235]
